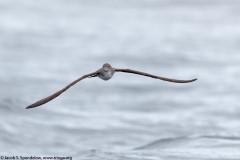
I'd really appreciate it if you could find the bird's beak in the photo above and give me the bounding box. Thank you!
[103,67,108,71]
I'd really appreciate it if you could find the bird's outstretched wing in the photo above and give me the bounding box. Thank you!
[26,71,99,109]
[114,68,197,83]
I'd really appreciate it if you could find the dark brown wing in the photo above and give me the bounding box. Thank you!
[114,68,197,83]
[26,71,99,109]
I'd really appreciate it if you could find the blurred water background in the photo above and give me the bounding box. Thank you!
[0,0,240,159]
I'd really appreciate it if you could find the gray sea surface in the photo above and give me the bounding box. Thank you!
[0,0,240,159]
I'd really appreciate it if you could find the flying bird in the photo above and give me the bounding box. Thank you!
[26,63,197,109]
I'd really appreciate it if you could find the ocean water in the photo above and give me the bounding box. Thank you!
[0,0,240,159]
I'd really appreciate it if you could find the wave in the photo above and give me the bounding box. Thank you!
[135,134,240,150]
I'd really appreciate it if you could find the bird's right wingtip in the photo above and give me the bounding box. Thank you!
[25,106,32,109]
[25,104,36,109]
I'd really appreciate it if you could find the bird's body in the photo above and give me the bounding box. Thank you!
[97,63,114,80]
[26,63,197,109]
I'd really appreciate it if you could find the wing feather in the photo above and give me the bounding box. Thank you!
[26,71,98,109]
[114,68,197,83]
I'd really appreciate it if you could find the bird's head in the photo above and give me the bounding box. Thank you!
[102,63,112,72]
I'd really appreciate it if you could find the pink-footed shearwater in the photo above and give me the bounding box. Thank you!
[26,63,197,109]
